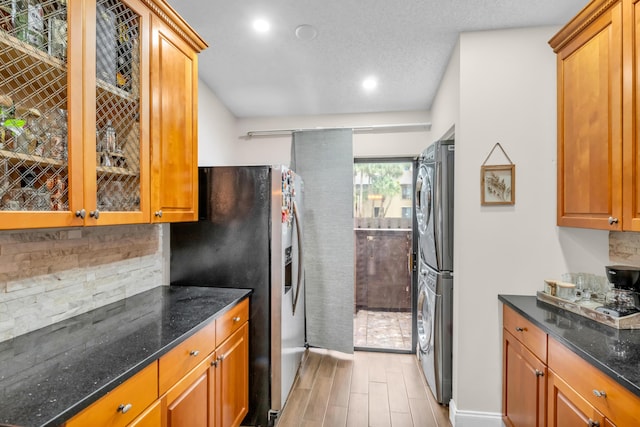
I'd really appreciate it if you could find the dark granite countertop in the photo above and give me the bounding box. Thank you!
[0,286,251,427]
[499,295,640,399]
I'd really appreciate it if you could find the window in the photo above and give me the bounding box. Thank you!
[401,184,411,199]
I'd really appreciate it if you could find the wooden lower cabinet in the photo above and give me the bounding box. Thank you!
[547,369,608,427]
[502,306,638,427]
[65,362,159,427]
[215,322,249,427]
[127,400,162,427]
[162,318,249,427]
[503,330,546,427]
[64,300,249,427]
[165,363,211,427]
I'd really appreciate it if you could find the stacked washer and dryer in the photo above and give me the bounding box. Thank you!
[415,140,454,405]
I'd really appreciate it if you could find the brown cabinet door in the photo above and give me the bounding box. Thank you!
[85,0,151,226]
[547,369,605,427]
[624,0,640,230]
[127,400,163,427]
[150,16,198,223]
[503,330,546,427]
[167,370,208,427]
[554,0,623,229]
[215,322,249,427]
[0,0,81,228]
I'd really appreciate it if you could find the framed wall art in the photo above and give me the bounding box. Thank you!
[481,143,515,205]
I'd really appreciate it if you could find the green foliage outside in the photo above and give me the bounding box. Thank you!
[354,163,404,218]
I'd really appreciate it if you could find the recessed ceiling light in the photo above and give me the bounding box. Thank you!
[362,77,378,91]
[295,24,318,41]
[253,19,271,33]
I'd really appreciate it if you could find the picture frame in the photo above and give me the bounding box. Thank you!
[481,164,515,205]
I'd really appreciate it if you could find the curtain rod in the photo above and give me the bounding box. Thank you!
[244,122,432,138]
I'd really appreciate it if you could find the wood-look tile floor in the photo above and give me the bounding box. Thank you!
[275,348,451,427]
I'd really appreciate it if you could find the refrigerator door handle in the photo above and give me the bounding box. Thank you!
[292,200,303,315]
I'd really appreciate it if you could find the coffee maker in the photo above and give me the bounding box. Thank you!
[600,265,640,317]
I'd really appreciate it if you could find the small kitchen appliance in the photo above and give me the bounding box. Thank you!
[597,265,640,317]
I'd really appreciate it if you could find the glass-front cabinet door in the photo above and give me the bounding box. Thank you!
[0,0,78,227]
[0,0,149,228]
[90,0,148,225]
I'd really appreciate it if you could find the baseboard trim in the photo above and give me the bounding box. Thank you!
[449,399,504,427]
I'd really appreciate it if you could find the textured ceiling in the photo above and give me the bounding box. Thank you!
[166,0,587,118]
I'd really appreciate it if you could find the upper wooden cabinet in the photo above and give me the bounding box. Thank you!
[550,0,640,230]
[0,0,205,229]
[150,12,200,223]
[550,0,624,230]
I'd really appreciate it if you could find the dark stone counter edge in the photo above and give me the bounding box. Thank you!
[498,294,640,399]
[44,290,252,427]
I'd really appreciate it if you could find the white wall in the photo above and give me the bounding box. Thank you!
[197,80,237,166]
[429,42,460,141]
[449,26,609,422]
[233,111,433,165]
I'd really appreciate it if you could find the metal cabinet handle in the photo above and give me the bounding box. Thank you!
[592,389,607,398]
[588,420,600,427]
[233,316,241,323]
[211,359,219,367]
[89,209,100,219]
[217,355,225,362]
[608,216,619,225]
[534,369,544,377]
[117,403,132,414]
[189,350,200,357]
[75,209,86,219]
[515,327,525,332]
[155,210,163,218]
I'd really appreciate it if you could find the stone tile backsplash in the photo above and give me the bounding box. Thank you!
[610,231,640,266]
[0,224,163,342]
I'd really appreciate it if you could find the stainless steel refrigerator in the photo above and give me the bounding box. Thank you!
[170,166,306,427]
[415,140,454,405]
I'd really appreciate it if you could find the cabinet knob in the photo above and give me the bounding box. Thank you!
[534,369,544,377]
[155,210,163,218]
[592,389,607,398]
[189,350,200,357]
[217,355,225,362]
[211,358,219,367]
[117,403,132,414]
[233,316,241,323]
[75,209,86,219]
[608,216,619,225]
[514,327,525,332]
[89,209,100,219]
[588,420,600,427]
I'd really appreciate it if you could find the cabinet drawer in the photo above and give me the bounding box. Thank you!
[548,337,640,426]
[503,305,547,362]
[216,298,249,345]
[127,399,162,427]
[66,362,158,427]
[159,320,216,394]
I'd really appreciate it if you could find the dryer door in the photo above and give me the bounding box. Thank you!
[417,266,434,355]
[415,163,432,241]
[417,161,439,269]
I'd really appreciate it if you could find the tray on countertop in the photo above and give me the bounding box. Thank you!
[536,291,640,329]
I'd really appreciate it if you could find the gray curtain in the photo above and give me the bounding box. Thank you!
[291,129,354,354]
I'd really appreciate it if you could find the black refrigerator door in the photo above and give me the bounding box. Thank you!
[170,166,272,427]
[171,166,271,287]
